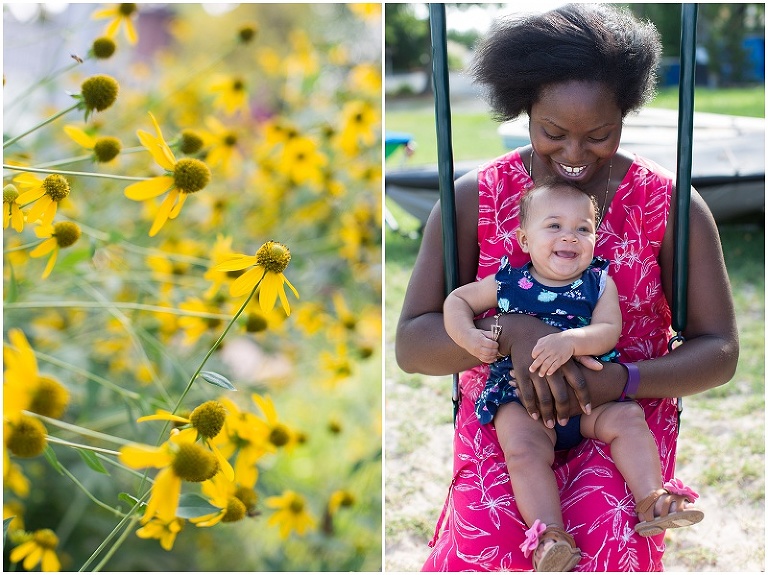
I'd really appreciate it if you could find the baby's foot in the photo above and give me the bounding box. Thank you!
[634,479,704,537]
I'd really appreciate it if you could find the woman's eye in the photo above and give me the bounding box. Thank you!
[589,135,610,143]
[544,131,564,141]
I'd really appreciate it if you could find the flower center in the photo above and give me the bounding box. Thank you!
[173,158,211,194]
[189,400,226,439]
[33,529,59,550]
[92,37,117,59]
[179,130,204,155]
[3,184,19,203]
[6,414,47,458]
[245,312,268,333]
[53,222,81,248]
[255,241,291,274]
[234,486,258,514]
[171,443,218,482]
[81,74,119,112]
[222,496,247,523]
[29,376,70,419]
[43,175,70,202]
[93,137,122,163]
[268,424,291,447]
[238,25,257,44]
[119,3,137,17]
[288,497,305,514]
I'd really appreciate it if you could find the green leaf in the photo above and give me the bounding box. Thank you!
[4,517,14,542]
[43,445,64,475]
[176,493,221,519]
[77,448,110,475]
[199,371,236,391]
[118,492,146,510]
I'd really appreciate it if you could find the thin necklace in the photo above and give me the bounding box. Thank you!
[529,150,613,228]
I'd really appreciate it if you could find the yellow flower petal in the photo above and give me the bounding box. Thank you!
[212,254,258,272]
[9,540,35,564]
[149,189,178,237]
[119,444,171,469]
[137,410,190,425]
[41,549,61,573]
[230,266,265,297]
[10,204,24,232]
[124,19,138,45]
[24,195,53,224]
[40,248,58,279]
[168,190,187,219]
[30,237,57,258]
[208,440,234,482]
[125,177,174,201]
[23,546,43,571]
[63,125,96,149]
[143,467,181,524]
[258,272,282,313]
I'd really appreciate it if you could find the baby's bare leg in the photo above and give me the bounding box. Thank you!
[494,402,560,528]
[580,401,661,501]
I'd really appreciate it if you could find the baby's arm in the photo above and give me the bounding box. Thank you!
[443,275,500,364]
[530,276,622,376]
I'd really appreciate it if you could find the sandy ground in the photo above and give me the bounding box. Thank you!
[384,372,765,572]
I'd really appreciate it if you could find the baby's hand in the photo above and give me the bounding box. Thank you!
[530,332,574,376]
[463,329,500,364]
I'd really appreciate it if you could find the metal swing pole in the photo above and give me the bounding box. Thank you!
[672,3,698,422]
[428,4,461,423]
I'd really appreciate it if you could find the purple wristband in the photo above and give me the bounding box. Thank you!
[619,362,640,402]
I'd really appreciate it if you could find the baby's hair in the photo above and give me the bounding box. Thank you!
[518,177,599,227]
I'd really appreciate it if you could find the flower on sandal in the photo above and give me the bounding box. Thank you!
[213,240,299,315]
[125,112,211,236]
[663,478,699,502]
[520,519,546,558]
[9,529,61,572]
[13,173,71,228]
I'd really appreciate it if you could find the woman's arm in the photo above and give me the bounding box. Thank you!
[395,169,489,376]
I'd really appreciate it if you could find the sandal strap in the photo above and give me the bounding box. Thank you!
[541,524,578,550]
[635,484,698,523]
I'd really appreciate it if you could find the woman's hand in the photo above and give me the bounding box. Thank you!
[494,314,593,427]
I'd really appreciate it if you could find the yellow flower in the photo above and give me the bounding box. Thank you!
[209,74,249,116]
[213,241,299,315]
[119,432,220,524]
[278,135,327,187]
[252,393,297,452]
[124,112,211,237]
[336,100,379,156]
[349,63,382,97]
[14,173,71,227]
[320,343,354,389]
[265,490,316,539]
[177,298,224,346]
[29,221,82,279]
[211,397,270,489]
[3,184,24,232]
[136,517,184,551]
[136,401,234,482]
[190,473,250,528]
[4,449,30,497]
[92,3,139,45]
[63,125,122,164]
[348,3,381,20]
[4,329,69,419]
[328,489,356,515]
[4,500,25,531]
[200,116,242,178]
[9,529,61,572]
[203,234,237,299]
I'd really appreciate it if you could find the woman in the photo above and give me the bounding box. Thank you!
[395,4,738,571]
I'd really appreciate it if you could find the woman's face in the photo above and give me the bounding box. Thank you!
[529,81,623,186]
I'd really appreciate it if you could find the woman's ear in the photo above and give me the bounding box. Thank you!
[516,228,529,253]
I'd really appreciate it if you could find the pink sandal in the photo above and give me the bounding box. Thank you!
[634,478,704,537]
[521,520,581,572]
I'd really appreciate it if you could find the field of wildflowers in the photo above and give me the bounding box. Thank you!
[3,3,382,571]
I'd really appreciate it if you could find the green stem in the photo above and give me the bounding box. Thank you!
[33,147,147,169]
[79,501,143,572]
[57,459,127,515]
[1,163,146,182]
[29,412,131,446]
[6,300,233,321]
[45,436,121,457]
[3,104,81,149]
[171,275,262,413]
[3,240,45,253]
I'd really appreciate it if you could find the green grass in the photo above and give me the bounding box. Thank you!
[650,85,765,117]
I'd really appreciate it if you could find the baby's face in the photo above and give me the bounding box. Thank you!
[517,186,597,284]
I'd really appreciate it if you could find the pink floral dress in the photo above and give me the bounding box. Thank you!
[422,150,679,572]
